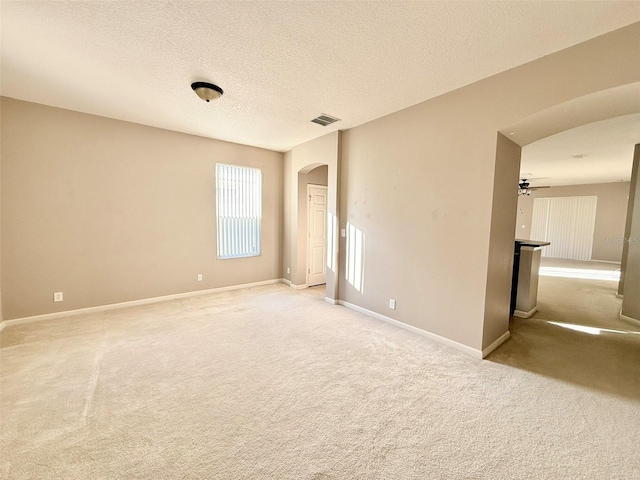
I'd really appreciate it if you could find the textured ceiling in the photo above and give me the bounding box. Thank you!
[2,1,640,152]
[521,114,640,187]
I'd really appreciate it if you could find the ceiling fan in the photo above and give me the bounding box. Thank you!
[518,178,550,196]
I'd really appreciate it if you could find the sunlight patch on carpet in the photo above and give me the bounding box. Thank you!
[539,266,620,281]
[547,321,640,336]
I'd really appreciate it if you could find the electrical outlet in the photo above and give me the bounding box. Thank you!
[341,229,346,237]
[54,292,64,302]
[389,299,396,310]
[197,274,203,281]
[287,267,290,274]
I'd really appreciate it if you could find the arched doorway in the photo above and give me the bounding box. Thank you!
[283,131,340,303]
[488,82,640,351]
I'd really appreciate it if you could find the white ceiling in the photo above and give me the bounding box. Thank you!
[520,114,640,187]
[1,1,640,152]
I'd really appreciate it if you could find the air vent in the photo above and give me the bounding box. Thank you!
[311,114,341,127]
[570,154,587,159]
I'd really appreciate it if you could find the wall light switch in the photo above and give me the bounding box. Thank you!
[197,274,203,281]
[521,224,526,229]
[287,267,290,274]
[389,299,396,310]
[341,229,346,237]
[54,292,64,302]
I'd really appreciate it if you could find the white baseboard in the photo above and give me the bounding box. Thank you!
[591,259,622,264]
[616,293,624,299]
[282,278,292,286]
[619,311,639,325]
[338,300,483,359]
[0,279,283,331]
[289,283,308,290]
[482,331,510,358]
[0,281,510,361]
[513,306,538,318]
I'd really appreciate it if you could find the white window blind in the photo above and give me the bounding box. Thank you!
[216,163,262,259]
[531,195,597,261]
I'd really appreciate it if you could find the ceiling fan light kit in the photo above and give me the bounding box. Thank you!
[518,178,550,196]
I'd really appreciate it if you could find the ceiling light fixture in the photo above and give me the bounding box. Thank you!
[191,82,224,102]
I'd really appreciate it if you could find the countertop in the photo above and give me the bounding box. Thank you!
[515,238,551,247]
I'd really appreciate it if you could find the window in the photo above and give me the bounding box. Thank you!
[216,163,262,259]
[531,196,597,261]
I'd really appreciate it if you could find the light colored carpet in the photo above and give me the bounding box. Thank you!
[538,257,622,281]
[490,258,640,402]
[2,277,639,479]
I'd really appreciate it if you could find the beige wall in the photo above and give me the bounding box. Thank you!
[282,151,292,281]
[516,182,630,262]
[483,134,521,350]
[621,144,640,319]
[338,24,640,352]
[0,98,3,323]
[1,98,283,320]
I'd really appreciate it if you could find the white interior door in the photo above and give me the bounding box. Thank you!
[531,195,598,260]
[307,185,328,286]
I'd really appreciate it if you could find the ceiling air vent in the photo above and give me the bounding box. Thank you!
[311,114,341,127]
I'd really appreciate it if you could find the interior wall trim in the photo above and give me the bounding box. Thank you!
[513,306,538,318]
[0,282,512,360]
[619,311,640,325]
[482,331,511,358]
[289,283,308,290]
[338,300,486,359]
[0,279,284,332]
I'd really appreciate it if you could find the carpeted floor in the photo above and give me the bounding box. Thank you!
[2,266,639,479]
[490,258,640,400]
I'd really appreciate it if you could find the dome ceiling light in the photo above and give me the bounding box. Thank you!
[191,82,224,103]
